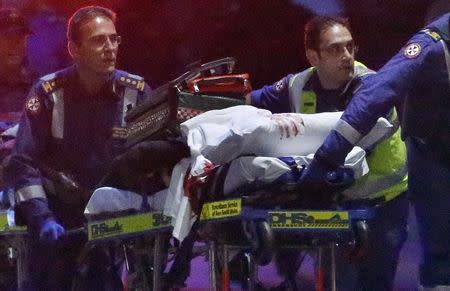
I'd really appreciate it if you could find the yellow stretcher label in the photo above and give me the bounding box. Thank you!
[88,212,171,241]
[0,213,8,229]
[0,212,27,233]
[269,211,350,229]
[200,199,242,221]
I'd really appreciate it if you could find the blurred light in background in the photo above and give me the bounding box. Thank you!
[290,0,345,16]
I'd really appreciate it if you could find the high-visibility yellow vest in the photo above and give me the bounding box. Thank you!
[288,62,407,201]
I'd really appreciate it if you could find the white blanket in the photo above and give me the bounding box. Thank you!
[223,150,366,195]
[164,105,394,241]
[84,187,167,215]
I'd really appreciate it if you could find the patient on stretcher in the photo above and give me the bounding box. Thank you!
[86,105,395,241]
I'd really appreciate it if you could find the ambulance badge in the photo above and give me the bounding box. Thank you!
[404,43,421,59]
[26,97,41,114]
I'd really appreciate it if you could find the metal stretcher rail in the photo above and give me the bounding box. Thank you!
[199,198,376,291]
[0,210,173,291]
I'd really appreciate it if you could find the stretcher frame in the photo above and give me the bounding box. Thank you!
[199,197,375,291]
[0,209,172,291]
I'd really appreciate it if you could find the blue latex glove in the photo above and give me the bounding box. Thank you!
[325,167,355,186]
[39,219,65,242]
[300,158,355,192]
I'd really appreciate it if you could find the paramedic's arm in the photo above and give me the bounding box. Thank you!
[4,84,54,229]
[244,75,293,113]
[315,32,441,168]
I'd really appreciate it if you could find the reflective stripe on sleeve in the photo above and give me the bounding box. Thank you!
[343,165,408,200]
[51,89,64,139]
[16,185,47,202]
[440,39,450,86]
[335,119,362,145]
[122,88,138,126]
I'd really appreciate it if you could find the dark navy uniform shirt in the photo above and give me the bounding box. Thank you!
[5,65,152,226]
[316,13,450,167]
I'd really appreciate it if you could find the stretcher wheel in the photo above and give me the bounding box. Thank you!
[352,220,369,259]
[242,220,274,266]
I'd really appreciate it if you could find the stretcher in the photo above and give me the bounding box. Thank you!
[0,57,248,290]
[197,183,375,291]
[0,209,27,291]
[200,198,374,290]
[119,57,390,290]
[0,190,173,291]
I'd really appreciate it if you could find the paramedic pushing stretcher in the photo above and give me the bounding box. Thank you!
[302,13,450,290]
[3,6,154,290]
[247,16,408,290]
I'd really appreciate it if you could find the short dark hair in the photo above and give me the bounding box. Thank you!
[67,6,116,45]
[304,16,351,51]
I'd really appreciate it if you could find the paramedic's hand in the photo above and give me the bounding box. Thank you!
[325,167,354,187]
[39,218,65,242]
[300,158,354,191]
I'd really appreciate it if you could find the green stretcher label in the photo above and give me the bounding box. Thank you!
[0,212,27,233]
[88,212,171,241]
[200,199,242,221]
[269,211,350,229]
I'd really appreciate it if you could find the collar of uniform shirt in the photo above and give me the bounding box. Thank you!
[70,65,119,101]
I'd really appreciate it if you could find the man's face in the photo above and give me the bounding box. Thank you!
[307,24,356,89]
[0,33,28,68]
[71,16,119,75]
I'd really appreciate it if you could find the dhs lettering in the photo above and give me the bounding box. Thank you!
[270,212,314,226]
[152,213,171,227]
[90,221,123,238]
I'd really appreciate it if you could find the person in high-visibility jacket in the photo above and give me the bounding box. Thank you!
[302,13,450,290]
[246,15,408,291]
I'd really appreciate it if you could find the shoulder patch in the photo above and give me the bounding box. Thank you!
[423,29,442,42]
[275,79,285,92]
[403,43,422,59]
[40,73,66,94]
[25,96,41,114]
[116,72,145,92]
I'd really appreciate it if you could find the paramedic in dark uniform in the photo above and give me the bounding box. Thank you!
[4,6,152,290]
[302,13,450,290]
[246,16,408,290]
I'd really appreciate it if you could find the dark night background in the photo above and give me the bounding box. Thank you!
[0,1,447,288]
[2,0,447,88]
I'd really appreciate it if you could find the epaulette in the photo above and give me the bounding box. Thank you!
[422,29,442,42]
[115,71,146,92]
[39,72,67,94]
